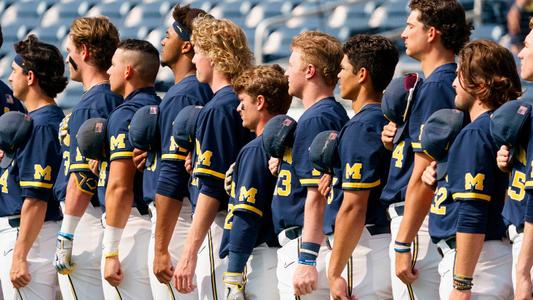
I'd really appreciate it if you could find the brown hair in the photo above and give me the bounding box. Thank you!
[171,4,208,37]
[233,64,292,115]
[117,39,160,84]
[70,17,119,71]
[15,35,68,98]
[458,39,522,109]
[409,0,472,54]
[192,16,253,81]
[343,34,399,92]
[291,31,342,87]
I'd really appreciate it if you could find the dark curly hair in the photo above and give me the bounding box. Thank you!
[409,0,473,54]
[172,4,209,38]
[14,35,67,98]
[343,34,399,93]
[233,64,292,115]
[458,40,522,109]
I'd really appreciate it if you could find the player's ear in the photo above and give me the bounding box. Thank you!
[427,26,439,44]
[305,64,316,80]
[124,65,133,80]
[256,95,266,111]
[358,67,368,84]
[182,41,193,55]
[80,44,90,61]
[26,70,36,86]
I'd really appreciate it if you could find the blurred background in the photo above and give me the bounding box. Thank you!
[0,0,528,117]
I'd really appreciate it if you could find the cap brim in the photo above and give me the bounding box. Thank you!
[393,122,407,145]
[0,152,15,169]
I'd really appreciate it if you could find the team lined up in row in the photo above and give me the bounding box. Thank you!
[1,0,533,299]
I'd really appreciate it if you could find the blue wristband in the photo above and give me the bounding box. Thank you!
[298,259,317,266]
[298,242,320,262]
[58,231,74,240]
[394,247,411,253]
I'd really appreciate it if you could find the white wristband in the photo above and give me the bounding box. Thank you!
[102,225,123,256]
[60,214,81,235]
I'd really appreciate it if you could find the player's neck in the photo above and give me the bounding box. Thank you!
[209,71,231,94]
[81,70,109,91]
[419,47,455,78]
[469,100,491,122]
[24,89,55,112]
[123,82,153,99]
[301,83,334,109]
[352,86,381,113]
[171,58,195,84]
[254,114,273,136]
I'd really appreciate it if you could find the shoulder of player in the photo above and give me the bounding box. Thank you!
[29,105,63,126]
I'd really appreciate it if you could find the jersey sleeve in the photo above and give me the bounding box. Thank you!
[526,190,533,223]
[409,82,455,152]
[340,122,383,191]
[17,125,61,202]
[107,109,134,161]
[525,118,533,190]
[293,117,335,187]
[447,129,494,234]
[194,107,242,200]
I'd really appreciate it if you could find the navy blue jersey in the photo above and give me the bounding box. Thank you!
[219,136,279,258]
[381,63,456,206]
[97,88,161,210]
[323,104,390,235]
[272,97,348,234]
[428,177,459,241]
[0,105,63,221]
[0,80,25,115]
[502,145,529,227]
[522,110,533,223]
[54,84,123,203]
[446,112,507,240]
[190,86,254,208]
[149,75,212,204]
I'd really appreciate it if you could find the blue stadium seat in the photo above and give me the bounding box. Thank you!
[56,81,84,109]
[209,2,247,19]
[2,17,40,31]
[2,24,29,45]
[119,26,150,40]
[30,25,69,45]
[471,24,504,41]
[41,1,91,27]
[246,3,284,28]
[263,27,301,59]
[86,2,133,27]
[123,2,171,29]
[0,53,15,79]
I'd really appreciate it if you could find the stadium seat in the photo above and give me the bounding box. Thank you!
[471,24,504,41]
[119,26,150,40]
[86,2,133,27]
[56,81,84,109]
[245,3,284,28]
[0,53,15,78]
[124,1,170,29]
[2,24,29,46]
[145,28,163,51]
[263,27,301,59]
[29,25,69,45]
[209,2,247,19]
[41,1,91,27]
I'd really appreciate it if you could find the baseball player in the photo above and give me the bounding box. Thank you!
[269,31,348,299]
[144,6,212,300]
[218,64,292,300]
[320,34,398,300]
[0,35,67,300]
[422,40,521,299]
[99,39,161,300]
[379,1,472,298]
[52,17,123,300]
[497,17,533,300]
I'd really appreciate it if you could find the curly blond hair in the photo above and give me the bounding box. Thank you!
[192,16,253,81]
[291,31,342,87]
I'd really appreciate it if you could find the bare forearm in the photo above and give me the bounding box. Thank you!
[154,193,182,253]
[328,194,367,278]
[302,187,326,244]
[455,232,484,277]
[64,174,92,217]
[182,193,219,256]
[105,186,133,228]
[517,222,533,276]
[13,198,47,260]
[397,154,433,242]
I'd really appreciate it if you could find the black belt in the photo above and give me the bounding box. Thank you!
[284,226,302,240]
[8,216,20,228]
[387,204,404,219]
[366,224,391,235]
[516,224,525,234]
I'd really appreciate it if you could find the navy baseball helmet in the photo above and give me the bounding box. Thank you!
[309,130,339,174]
[262,114,297,158]
[77,118,108,161]
[129,105,160,151]
[420,109,467,180]
[382,73,423,144]
[172,105,203,151]
[490,99,532,163]
[0,111,33,169]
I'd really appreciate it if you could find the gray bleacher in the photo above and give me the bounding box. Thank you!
[0,0,526,109]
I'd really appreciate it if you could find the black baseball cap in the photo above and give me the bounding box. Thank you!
[77,118,108,161]
[309,130,339,175]
[262,114,297,158]
[420,109,467,180]
[382,73,423,144]
[490,99,532,163]
[129,105,160,151]
[0,111,33,169]
[172,105,203,152]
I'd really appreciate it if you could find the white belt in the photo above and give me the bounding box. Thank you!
[508,224,522,243]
